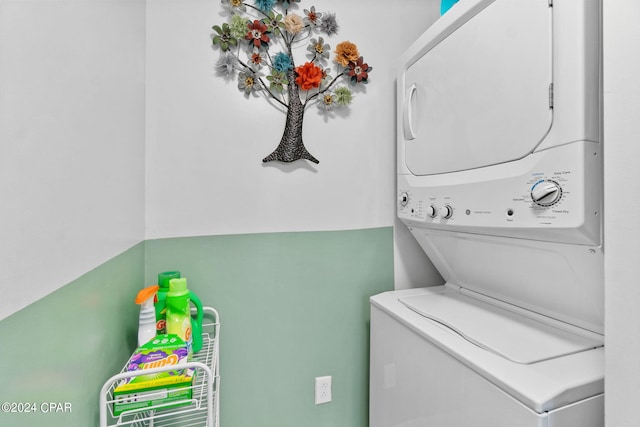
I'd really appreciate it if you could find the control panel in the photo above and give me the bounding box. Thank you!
[397,142,602,245]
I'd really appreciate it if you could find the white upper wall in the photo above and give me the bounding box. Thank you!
[144,0,438,238]
[0,0,146,320]
[0,0,444,320]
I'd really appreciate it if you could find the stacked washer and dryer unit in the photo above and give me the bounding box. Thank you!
[370,1,603,426]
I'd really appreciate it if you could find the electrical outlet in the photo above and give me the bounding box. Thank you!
[315,376,332,404]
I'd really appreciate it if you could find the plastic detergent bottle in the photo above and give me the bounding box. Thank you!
[189,291,204,353]
[135,285,160,347]
[155,271,181,335]
[166,278,204,354]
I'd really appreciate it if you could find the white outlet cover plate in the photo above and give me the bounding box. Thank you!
[315,376,332,404]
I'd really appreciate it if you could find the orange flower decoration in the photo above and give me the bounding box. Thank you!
[334,41,360,67]
[295,62,323,90]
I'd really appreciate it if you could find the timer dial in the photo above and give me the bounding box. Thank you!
[531,180,562,206]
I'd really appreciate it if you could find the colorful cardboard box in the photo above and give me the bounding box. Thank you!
[113,334,195,416]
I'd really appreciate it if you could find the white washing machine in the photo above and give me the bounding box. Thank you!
[370,0,603,426]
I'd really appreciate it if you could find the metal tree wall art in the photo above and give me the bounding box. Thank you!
[211,0,372,164]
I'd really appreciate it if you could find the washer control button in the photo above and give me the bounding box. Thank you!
[399,192,409,206]
[427,205,437,218]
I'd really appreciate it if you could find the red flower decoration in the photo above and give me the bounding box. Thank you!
[348,56,371,84]
[295,62,323,90]
[245,20,270,48]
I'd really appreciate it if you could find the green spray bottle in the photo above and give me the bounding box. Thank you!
[165,277,204,353]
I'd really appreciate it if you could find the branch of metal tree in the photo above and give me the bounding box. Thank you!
[303,71,348,107]
[233,53,290,109]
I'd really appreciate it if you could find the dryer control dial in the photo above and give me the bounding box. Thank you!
[531,180,562,207]
[439,205,453,219]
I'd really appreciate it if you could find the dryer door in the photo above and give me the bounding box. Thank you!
[402,0,552,175]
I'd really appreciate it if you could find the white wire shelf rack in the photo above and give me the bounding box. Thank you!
[100,307,220,427]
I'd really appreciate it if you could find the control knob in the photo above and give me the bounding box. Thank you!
[531,180,562,206]
[399,192,409,206]
[439,205,453,219]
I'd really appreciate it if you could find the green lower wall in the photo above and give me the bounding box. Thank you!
[0,243,144,427]
[0,228,394,427]
[144,228,394,427]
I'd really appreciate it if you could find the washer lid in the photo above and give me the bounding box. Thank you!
[399,289,602,364]
[402,0,552,175]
